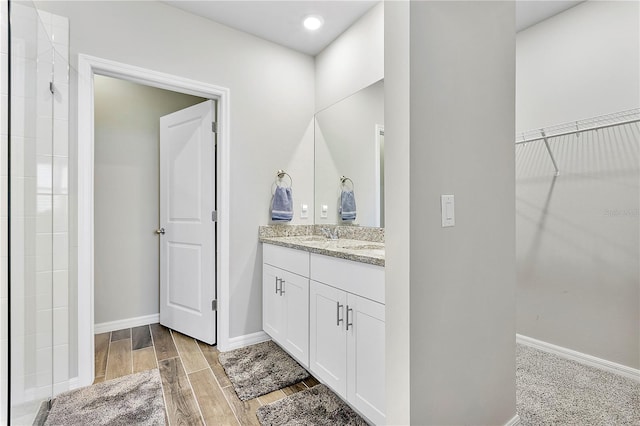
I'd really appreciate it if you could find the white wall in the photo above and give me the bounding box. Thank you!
[385,1,517,424]
[34,0,315,363]
[93,75,205,325]
[383,2,411,423]
[516,1,640,368]
[315,2,383,112]
[516,1,639,133]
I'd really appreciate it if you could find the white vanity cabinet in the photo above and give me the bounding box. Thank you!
[309,254,386,426]
[262,245,310,367]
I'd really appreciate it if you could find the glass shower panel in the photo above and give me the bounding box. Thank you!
[9,1,55,423]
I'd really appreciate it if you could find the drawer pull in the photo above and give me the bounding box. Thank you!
[275,277,280,294]
[346,306,353,330]
[336,302,344,326]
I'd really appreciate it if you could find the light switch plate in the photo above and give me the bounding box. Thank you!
[300,204,308,219]
[441,195,455,227]
[321,204,328,219]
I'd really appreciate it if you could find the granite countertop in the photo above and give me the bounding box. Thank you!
[259,235,385,267]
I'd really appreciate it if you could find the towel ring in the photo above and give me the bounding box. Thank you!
[276,169,293,188]
[340,176,354,191]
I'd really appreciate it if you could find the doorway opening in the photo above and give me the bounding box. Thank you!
[77,55,231,387]
[93,75,217,345]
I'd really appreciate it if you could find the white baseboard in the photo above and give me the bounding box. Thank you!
[220,331,270,352]
[504,414,521,426]
[94,313,160,334]
[516,334,640,382]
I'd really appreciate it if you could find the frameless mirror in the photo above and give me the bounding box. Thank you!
[314,79,384,227]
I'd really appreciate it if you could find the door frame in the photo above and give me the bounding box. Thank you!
[77,54,231,387]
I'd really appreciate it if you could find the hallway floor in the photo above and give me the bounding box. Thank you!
[94,323,319,425]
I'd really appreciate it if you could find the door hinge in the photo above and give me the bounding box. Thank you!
[211,300,217,311]
[212,210,218,222]
[49,82,55,94]
[212,122,218,133]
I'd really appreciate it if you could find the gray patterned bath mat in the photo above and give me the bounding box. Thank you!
[44,369,165,425]
[219,340,309,401]
[256,383,367,425]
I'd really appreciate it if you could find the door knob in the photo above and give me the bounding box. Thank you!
[155,228,165,235]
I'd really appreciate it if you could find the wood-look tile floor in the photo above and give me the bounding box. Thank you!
[94,323,320,425]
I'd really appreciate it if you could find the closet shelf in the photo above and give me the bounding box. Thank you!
[515,108,640,176]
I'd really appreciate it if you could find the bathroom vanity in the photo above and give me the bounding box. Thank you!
[260,225,385,426]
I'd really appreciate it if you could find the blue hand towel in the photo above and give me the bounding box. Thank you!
[340,189,356,221]
[272,186,293,221]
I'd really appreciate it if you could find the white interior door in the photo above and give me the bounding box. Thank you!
[159,100,216,344]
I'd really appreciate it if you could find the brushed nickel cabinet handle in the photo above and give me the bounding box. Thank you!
[346,306,353,330]
[336,302,344,326]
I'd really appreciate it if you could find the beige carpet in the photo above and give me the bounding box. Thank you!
[517,344,640,425]
[44,369,165,426]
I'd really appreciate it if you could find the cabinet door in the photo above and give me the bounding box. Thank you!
[282,270,309,367]
[263,264,285,343]
[309,280,347,397]
[347,294,385,425]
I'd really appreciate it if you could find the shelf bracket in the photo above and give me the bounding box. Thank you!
[540,130,560,177]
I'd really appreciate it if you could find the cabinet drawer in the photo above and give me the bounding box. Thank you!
[310,254,384,304]
[263,244,310,277]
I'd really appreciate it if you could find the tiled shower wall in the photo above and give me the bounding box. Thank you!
[0,2,70,421]
[37,6,70,399]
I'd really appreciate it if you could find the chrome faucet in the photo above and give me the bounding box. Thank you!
[319,227,339,240]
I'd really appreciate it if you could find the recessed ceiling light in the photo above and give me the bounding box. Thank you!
[303,15,324,31]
